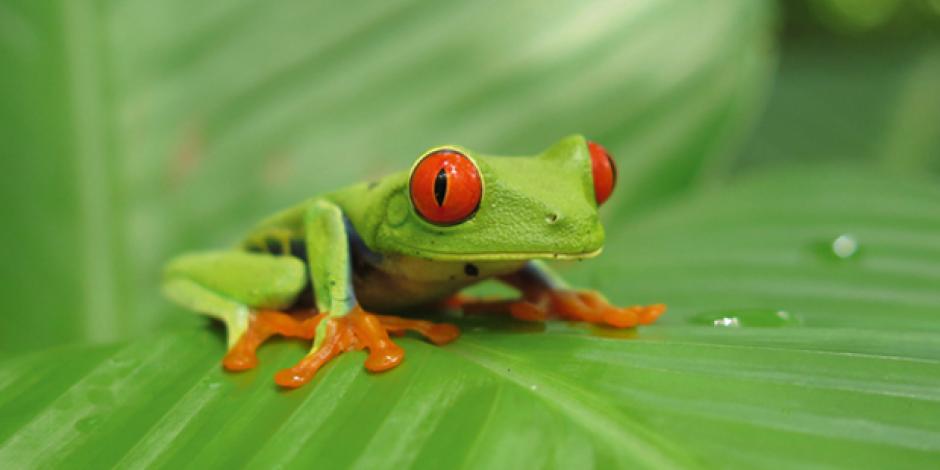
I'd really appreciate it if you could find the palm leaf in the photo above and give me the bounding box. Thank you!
[2,165,938,468]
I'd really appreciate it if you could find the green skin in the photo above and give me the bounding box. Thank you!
[163,135,605,353]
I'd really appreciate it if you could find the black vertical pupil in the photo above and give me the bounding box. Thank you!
[434,168,448,206]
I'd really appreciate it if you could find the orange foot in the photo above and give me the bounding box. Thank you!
[222,305,460,389]
[223,309,320,371]
[459,290,665,328]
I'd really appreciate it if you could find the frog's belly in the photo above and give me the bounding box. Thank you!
[352,254,526,312]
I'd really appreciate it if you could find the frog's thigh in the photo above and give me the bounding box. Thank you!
[163,251,307,346]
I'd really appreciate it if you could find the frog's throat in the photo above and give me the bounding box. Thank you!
[394,247,603,262]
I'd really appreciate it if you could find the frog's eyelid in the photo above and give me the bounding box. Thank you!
[587,141,616,206]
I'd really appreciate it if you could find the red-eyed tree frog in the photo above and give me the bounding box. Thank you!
[163,135,665,388]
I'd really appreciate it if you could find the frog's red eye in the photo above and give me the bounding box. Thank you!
[410,149,482,225]
[588,141,616,206]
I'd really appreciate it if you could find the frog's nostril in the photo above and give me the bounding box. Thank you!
[545,213,559,224]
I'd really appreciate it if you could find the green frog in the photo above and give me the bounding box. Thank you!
[163,135,665,388]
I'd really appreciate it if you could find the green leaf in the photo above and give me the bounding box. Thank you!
[2,165,938,468]
[0,0,774,352]
[735,39,940,174]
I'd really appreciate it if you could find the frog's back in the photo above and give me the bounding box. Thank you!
[239,172,407,255]
[240,200,310,255]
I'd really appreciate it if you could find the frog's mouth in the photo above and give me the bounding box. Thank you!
[398,247,603,262]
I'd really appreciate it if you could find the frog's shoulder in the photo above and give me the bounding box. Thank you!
[325,170,410,242]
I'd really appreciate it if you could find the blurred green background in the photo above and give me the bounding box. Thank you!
[1,0,939,468]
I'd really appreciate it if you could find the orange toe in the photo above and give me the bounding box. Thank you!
[426,323,461,345]
[271,305,459,388]
[222,348,259,371]
[274,319,347,388]
[375,314,461,345]
[363,345,404,372]
[509,301,548,322]
[348,308,405,372]
[223,309,318,372]
[601,307,640,328]
[546,290,666,329]
[458,290,665,329]
[638,304,667,324]
[551,291,602,323]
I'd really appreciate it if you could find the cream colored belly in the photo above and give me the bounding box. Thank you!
[352,254,526,312]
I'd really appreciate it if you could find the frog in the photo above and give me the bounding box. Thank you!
[162,135,665,388]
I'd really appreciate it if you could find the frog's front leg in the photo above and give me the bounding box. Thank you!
[273,200,459,389]
[162,251,315,370]
[459,260,665,328]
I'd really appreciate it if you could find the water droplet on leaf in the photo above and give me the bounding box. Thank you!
[689,309,802,327]
[713,317,740,328]
[810,233,862,262]
[831,234,859,259]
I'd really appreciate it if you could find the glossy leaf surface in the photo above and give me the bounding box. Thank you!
[6,1,939,469]
[2,166,938,468]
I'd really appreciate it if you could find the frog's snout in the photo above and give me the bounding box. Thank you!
[552,208,603,245]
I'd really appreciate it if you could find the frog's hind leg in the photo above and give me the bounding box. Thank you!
[454,260,666,328]
[163,251,311,370]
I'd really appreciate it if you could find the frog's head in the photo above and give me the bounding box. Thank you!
[374,134,617,261]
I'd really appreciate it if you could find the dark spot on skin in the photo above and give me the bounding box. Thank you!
[265,238,283,255]
[289,283,315,309]
[449,275,456,281]
[289,239,307,260]
[329,281,335,286]
[464,263,479,276]
[367,181,379,190]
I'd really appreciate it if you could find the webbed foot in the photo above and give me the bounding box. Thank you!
[223,309,321,371]
[273,305,460,389]
[457,290,665,328]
